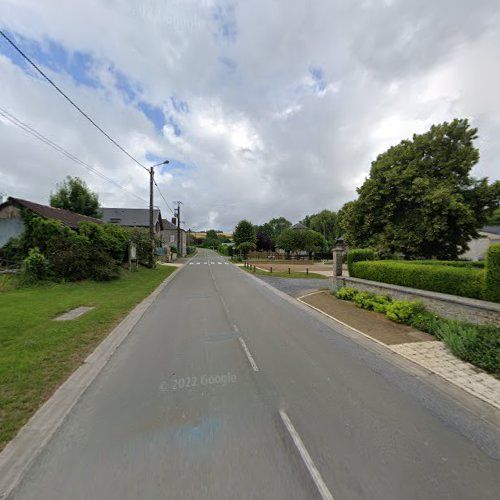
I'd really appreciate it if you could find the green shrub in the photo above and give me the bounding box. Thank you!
[350,261,485,300]
[347,249,375,275]
[21,247,49,283]
[400,260,485,269]
[483,244,500,302]
[170,245,177,254]
[386,300,425,323]
[90,251,121,281]
[335,287,359,301]
[436,322,500,374]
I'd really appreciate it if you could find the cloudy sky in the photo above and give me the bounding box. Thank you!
[0,0,499,231]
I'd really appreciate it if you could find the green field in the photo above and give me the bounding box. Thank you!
[0,265,176,451]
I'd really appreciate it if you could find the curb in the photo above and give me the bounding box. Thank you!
[297,291,500,412]
[0,263,186,500]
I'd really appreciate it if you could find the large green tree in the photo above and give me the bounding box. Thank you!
[309,210,337,247]
[267,217,292,240]
[338,119,500,259]
[276,228,326,258]
[233,219,257,247]
[50,176,101,218]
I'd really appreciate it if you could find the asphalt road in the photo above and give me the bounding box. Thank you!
[11,249,500,499]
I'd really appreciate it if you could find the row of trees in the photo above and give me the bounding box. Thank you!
[232,218,330,258]
[337,119,500,260]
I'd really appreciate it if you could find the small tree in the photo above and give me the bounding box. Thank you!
[233,220,257,247]
[50,176,101,217]
[21,247,49,283]
[238,241,256,259]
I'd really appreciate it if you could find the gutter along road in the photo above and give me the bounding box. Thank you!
[10,249,500,499]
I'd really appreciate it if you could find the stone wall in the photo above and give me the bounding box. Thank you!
[333,276,500,326]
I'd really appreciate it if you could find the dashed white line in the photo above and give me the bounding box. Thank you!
[218,262,222,265]
[279,410,334,500]
[232,324,239,333]
[238,337,259,372]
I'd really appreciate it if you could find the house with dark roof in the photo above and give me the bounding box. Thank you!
[100,208,163,236]
[0,197,103,248]
[161,218,187,257]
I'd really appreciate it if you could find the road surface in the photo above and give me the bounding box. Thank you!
[11,249,500,499]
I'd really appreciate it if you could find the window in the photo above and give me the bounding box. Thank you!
[170,235,175,242]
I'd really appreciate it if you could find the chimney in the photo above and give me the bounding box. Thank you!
[171,217,177,225]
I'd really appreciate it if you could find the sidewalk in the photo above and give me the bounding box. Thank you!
[298,291,500,410]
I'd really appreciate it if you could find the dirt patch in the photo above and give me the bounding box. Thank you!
[301,292,435,345]
[255,263,331,273]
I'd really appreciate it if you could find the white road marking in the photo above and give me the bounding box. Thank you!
[220,296,229,314]
[232,324,239,333]
[238,337,259,372]
[203,262,207,264]
[196,262,201,265]
[211,261,215,264]
[279,410,334,500]
[224,262,229,265]
[218,262,222,265]
[189,262,193,265]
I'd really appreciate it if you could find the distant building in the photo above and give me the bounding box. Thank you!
[100,207,163,236]
[462,226,500,261]
[0,197,103,248]
[161,218,187,257]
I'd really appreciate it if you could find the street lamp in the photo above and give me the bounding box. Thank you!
[149,160,169,268]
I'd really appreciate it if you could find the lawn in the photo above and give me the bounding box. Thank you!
[0,265,176,451]
[243,266,328,279]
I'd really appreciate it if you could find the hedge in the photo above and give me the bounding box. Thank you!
[350,260,485,300]
[484,244,500,302]
[347,249,375,275]
[399,260,485,269]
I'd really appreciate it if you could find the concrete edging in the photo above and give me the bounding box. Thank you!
[0,263,187,500]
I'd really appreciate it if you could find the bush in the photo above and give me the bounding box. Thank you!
[347,249,375,275]
[335,287,359,301]
[435,322,500,374]
[484,244,500,302]
[335,286,500,374]
[386,301,425,323]
[90,251,121,281]
[170,245,177,254]
[21,247,49,283]
[350,260,485,300]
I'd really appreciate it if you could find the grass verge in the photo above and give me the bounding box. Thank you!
[0,265,176,451]
[243,267,327,279]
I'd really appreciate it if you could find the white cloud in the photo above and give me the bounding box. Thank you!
[0,0,499,231]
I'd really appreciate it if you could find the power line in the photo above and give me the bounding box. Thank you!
[153,180,175,215]
[0,30,148,173]
[0,107,148,204]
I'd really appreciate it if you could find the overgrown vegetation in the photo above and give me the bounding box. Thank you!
[335,287,500,374]
[0,211,157,284]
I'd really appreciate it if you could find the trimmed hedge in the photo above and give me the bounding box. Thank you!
[400,260,485,269]
[347,249,375,275]
[484,244,500,302]
[350,260,485,300]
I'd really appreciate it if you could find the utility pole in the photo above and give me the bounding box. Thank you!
[174,201,183,257]
[149,167,155,269]
[148,160,169,269]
